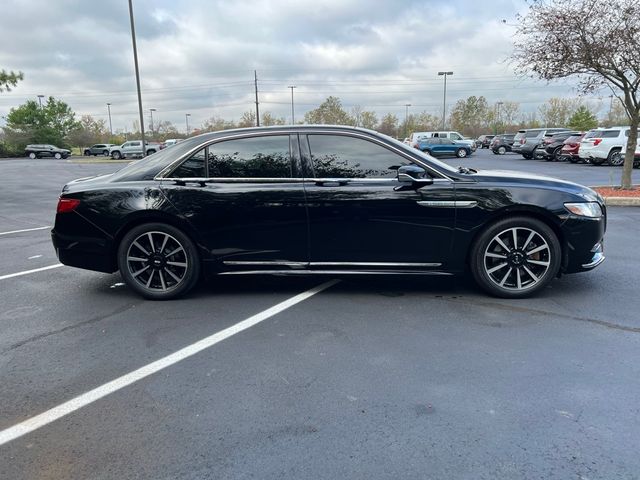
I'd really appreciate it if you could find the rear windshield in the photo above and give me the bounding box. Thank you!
[514,132,526,140]
[504,135,515,140]
[565,135,584,143]
[584,130,601,139]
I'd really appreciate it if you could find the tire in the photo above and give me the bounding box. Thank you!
[103,150,109,156]
[522,153,532,159]
[497,146,507,155]
[54,152,62,159]
[117,223,200,300]
[28,152,37,159]
[552,146,563,161]
[634,159,640,169]
[83,150,90,156]
[146,149,156,155]
[607,149,624,166]
[470,216,561,299]
[112,151,122,159]
[456,148,468,158]
[422,149,432,156]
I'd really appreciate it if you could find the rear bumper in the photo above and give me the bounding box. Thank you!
[51,227,116,274]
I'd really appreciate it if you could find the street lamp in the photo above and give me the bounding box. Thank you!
[149,108,156,137]
[288,86,297,124]
[437,71,453,130]
[404,103,411,138]
[37,95,45,108]
[185,113,191,136]
[106,103,113,136]
[495,101,504,134]
[128,0,146,156]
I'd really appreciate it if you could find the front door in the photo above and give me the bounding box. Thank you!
[301,133,456,269]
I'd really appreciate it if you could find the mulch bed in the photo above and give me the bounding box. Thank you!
[593,186,640,198]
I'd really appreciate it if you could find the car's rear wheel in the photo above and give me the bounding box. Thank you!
[112,151,122,159]
[497,146,507,155]
[522,153,532,159]
[83,149,90,156]
[118,223,200,300]
[54,152,62,159]
[456,148,467,158]
[470,217,561,298]
[28,152,37,159]
[103,150,109,156]
[608,150,624,166]
[552,146,563,161]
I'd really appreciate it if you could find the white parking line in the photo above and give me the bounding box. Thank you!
[0,279,340,446]
[0,264,63,281]
[0,226,50,236]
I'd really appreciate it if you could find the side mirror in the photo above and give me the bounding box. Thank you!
[397,165,433,186]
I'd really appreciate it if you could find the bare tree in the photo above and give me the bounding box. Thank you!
[512,0,640,188]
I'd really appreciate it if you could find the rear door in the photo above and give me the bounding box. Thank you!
[160,134,309,270]
[301,132,455,268]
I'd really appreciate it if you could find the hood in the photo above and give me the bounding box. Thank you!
[470,169,600,201]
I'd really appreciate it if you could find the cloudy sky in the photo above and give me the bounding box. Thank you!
[0,0,605,133]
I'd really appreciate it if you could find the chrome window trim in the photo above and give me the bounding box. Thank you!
[154,128,457,182]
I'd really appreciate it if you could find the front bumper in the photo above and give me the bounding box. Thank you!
[561,212,606,274]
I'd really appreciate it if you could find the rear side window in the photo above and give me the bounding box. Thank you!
[208,135,291,178]
[308,134,409,178]
[584,130,601,139]
[170,148,206,178]
[525,131,542,138]
[514,132,525,140]
[601,130,620,138]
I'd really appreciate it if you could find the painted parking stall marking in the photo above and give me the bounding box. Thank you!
[0,279,340,447]
[0,226,51,236]
[0,264,63,281]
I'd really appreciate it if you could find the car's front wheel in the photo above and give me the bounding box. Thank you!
[470,216,561,298]
[456,148,468,158]
[117,223,200,300]
[54,152,62,159]
[112,151,122,159]
[28,152,37,159]
[497,146,507,155]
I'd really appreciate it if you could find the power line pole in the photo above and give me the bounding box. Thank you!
[128,0,146,156]
[185,113,191,136]
[254,70,260,127]
[37,95,44,108]
[288,86,296,124]
[404,103,411,138]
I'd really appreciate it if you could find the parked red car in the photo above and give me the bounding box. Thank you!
[560,133,586,163]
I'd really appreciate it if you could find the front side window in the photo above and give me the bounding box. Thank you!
[207,135,291,178]
[308,134,410,178]
[170,148,206,178]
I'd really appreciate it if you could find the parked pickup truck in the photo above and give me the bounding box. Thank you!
[109,141,160,159]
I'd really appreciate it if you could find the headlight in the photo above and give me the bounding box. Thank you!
[564,202,602,218]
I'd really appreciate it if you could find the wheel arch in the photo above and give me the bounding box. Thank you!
[464,206,568,272]
[110,211,207,270]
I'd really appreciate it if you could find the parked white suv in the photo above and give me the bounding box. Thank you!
[579,126,639,166]
[406,131,476,151]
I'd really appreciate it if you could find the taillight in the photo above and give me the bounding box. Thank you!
[593,138,603,146]
[57,198,80,214]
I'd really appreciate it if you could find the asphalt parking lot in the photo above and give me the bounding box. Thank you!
[1,150,640,479]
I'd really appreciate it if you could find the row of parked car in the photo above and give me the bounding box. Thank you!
[23,139,183,160]
[403,131,477,158]
[477,128,640,167]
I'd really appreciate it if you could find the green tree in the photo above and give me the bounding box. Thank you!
[0,69,23,92]
[304,96,354,125]
[261,111,286,126]
[4,97,78,148]
[568,106,598,130]
[449,96,489,137]
[376,113,399,137]
[512,0,640,188]
[359,110,378,130]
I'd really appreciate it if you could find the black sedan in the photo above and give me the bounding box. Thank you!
[51,126,606,300]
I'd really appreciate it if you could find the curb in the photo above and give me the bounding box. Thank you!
[66,159,131,164]
[603,197,640,207]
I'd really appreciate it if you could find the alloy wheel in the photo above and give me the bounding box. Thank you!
[125,231,188,293]
[483,227,551,292]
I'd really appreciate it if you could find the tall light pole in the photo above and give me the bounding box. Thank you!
[128,0,146,156]
[149,108,156,137]
[495,101,504,134]
[404,103,411,138]
[437,71,453,130]
[37,95,45,108]
[185,113,191,136]
[288,86,296,124]
[106,103,113,137]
